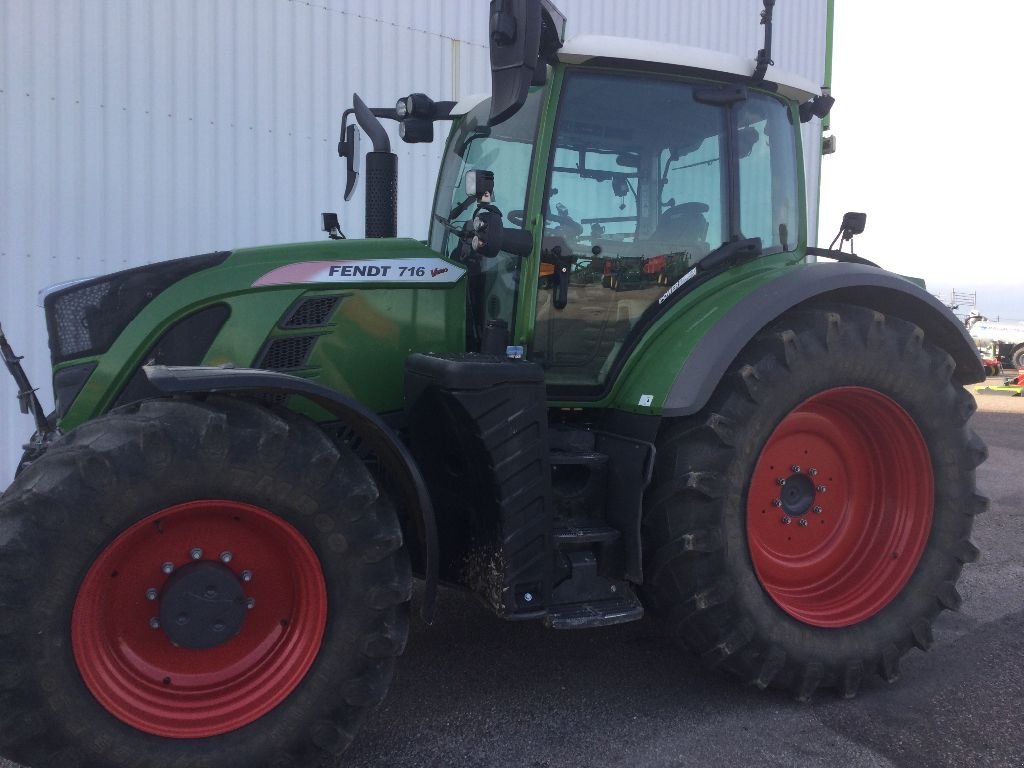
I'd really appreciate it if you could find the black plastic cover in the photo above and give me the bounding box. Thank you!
[44,251,230,365]
[111,304,231,409]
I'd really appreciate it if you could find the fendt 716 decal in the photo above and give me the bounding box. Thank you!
[253,258,466,287]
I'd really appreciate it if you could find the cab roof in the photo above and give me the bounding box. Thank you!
[452,34,822,117]
[559,34,821,103]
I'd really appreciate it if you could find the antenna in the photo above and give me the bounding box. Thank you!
[752,0,776,82]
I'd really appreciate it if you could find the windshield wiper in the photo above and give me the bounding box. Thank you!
[698,237,763,274]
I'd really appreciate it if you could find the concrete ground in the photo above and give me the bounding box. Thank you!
[2,379,1022,768]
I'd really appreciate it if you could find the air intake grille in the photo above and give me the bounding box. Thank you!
[258,336,317,370]
[51,282,113,358]
[281,296,339,328]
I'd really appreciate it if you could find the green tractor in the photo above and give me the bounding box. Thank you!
[0,2,986,767]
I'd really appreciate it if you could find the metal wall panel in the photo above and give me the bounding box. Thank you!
[0,0,827,484]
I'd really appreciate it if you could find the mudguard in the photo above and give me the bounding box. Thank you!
[612,262,984,418]
[144,364,439,622]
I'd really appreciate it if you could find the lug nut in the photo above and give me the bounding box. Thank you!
[241,570,253,582]
[219,551,233,564]
[808,468,818,477]
[772,499,783,508]
[145,588,158,601]
[161,562,175,575]
[523,592,534,603]
[781,516,792,525]
[813,506,823,514]
[149,617,161,630]
[246,597,256,610]
[798,519,808,527]
[776,478,787,486]
[816,485,827,493]
[190,548,203,561]
[791,465,801,473]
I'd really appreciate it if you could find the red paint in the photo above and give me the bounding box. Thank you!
[746,387,933,628]
[72,500,327,738]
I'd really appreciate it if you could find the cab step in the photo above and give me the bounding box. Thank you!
[552,521,620,547]
[544,592,644,629]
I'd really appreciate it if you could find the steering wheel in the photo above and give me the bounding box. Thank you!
[507,209,527,227]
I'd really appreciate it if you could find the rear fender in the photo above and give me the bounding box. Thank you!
[611,263,984,417]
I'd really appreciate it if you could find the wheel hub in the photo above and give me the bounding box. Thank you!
[779,473,815,516]
[157,561,248,649]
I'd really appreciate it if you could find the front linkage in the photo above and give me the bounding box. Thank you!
[0,324,56,470]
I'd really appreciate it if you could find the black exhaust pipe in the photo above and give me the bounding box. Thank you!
[353,94,398,238]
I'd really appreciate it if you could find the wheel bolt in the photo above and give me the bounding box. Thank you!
[241,570,253,582]
[771,499,783,508]
[776,478,787,486]
[190,548,203,560]
[161,562,175,575]
[813,506,823,514]
[808,468,818,477]
[791,465,801,473]
[781,516,792,525]
[149,617,161,630]
[145,588,158,601]
[246,597,256,610]
[219,551,233,564]
[798,518,808,527]
[816,485,827,493]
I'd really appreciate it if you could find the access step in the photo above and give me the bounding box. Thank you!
[552,521,620,547]
[544,593,644,629]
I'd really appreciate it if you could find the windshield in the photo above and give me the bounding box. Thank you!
[429,89,544,348]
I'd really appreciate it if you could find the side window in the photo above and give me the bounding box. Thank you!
[532,73,727,388]
[738,96,799,253]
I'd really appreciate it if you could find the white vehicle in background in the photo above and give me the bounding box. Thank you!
[966,311,1024,369]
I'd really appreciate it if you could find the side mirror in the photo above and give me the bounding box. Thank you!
[488,0,566,126]
[841,212,866,239]
[340,123,361,201]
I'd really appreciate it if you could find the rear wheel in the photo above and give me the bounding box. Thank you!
[0,396,410,767]
[642,306,986,699]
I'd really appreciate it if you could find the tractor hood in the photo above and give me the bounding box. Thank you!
[48,238,469,429]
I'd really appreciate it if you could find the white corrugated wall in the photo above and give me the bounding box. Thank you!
[0,0,828,484]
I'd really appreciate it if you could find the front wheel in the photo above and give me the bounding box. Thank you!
[0,396,410,768]
[642,306,986,700]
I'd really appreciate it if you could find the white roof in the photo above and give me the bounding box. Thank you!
[449,34,822,117]
[559,34,821,102]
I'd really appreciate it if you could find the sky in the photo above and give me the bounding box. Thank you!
[817,1,1023,321]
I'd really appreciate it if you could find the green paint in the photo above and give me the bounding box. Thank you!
[60,238,466,428]
[824,0,835,132]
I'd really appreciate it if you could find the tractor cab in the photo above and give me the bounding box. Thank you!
[426,35,809,393]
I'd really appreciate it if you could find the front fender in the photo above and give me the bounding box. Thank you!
[144,364,439,622]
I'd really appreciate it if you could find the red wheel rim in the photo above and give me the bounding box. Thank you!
[746,387,933,628]
[72,500,327,738]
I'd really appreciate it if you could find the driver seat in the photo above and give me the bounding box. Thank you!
[652,201,710,244]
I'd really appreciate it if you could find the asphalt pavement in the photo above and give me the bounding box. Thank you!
[3,379,1022,768]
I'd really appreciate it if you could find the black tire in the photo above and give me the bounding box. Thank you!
[1012,345,1024,371]
[0,396,410,768]
[642,305,987,700]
